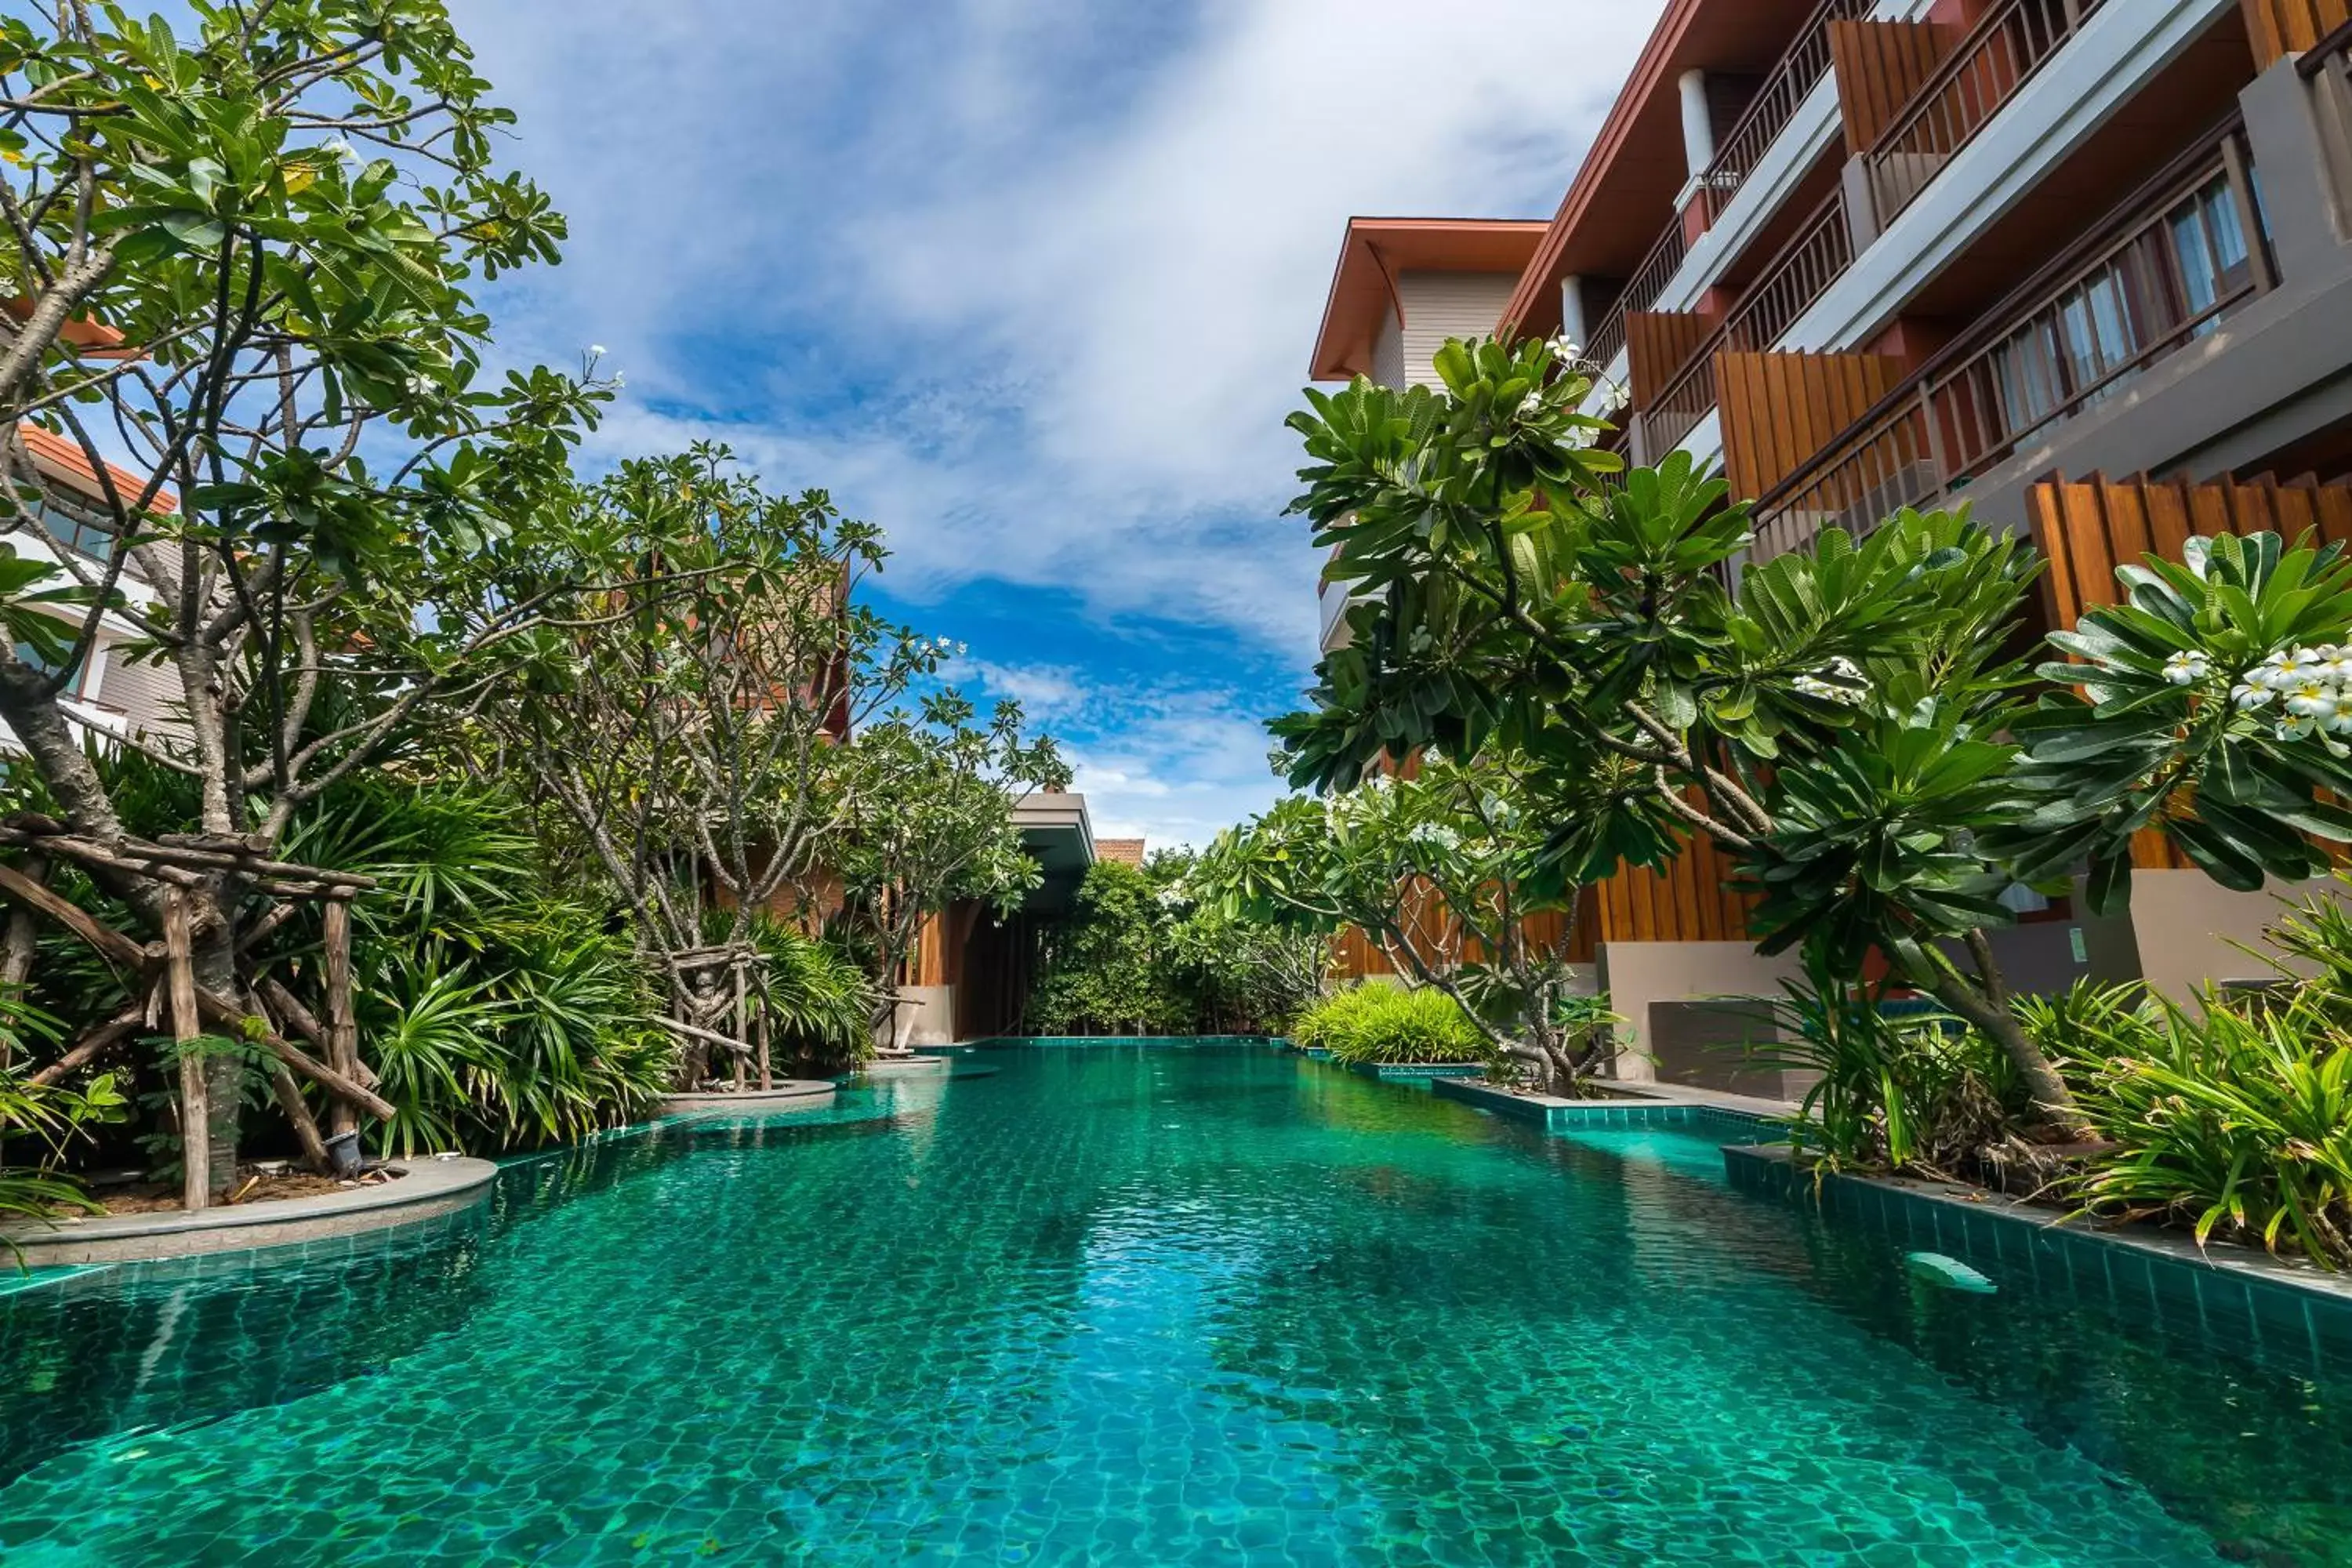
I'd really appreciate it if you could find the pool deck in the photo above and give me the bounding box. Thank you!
[0,1156,498,1266]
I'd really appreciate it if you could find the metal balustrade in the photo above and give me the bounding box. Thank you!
[1754,120,2269,561]
[1697,0,1869,223]
[1865,0,2107,227]
[1636,189,1853,460]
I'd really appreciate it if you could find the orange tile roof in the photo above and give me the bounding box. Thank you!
[1097,838,1147,866]
[13,423,176,514]
[1309,218,1548,382]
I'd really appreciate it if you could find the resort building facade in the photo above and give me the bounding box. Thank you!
[0,425,183,754]
[1308,0,2352,1089]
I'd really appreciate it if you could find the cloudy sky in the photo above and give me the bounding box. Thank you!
[452,1,1661,846]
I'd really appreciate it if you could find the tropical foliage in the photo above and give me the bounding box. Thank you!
[1272,331,2352,1150]
[1197,750,1612,1091]
[1025,855,1325,1036]
[2009,882,2352,1270]
[1290,983,1489,1066]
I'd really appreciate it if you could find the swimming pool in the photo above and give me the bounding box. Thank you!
[2,1043,2347,1565]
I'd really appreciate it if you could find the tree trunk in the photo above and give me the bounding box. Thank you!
[189,891,244,1185]
[1918,968,2085,1137]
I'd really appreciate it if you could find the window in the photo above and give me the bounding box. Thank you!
[9,632,89,695]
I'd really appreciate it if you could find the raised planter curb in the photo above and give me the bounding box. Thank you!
[1338,1060,1487,1080]
[1722,1144,2352,1367]
[662,1080,837,1113]
[0,1156,497,1266]
[856,1056,952,1076]
[1432,1077,1784,1135]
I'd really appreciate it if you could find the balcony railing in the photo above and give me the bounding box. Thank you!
[1697,0,1870,222]
[1866,0,2107,226]
[1584,0,1862,371]
[1754,118,2270,561]
[2309,17,2352,203]
[1585,220,1686,371]
[1636,188,1854,459]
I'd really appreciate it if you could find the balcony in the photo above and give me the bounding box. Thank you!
[1862,0,2111,227]
[1635,187,1857,460]
[1751,117,2271,560]
[1583,0,1866,370]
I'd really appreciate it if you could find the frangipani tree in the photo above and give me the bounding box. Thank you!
[1277,336,2352,1142]
[1199,749,1635,1091]
[833,693,1066,1047]
[0,2,602,1176]
[470,446,937,1081]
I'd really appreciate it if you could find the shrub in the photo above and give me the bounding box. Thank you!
[750,917,877,1074]
[1290,983,1489,1065]
[2055,992,2352,1269]
[1754,955,2012,1176]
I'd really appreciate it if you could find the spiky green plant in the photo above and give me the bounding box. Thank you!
[1290,983,1490,1065]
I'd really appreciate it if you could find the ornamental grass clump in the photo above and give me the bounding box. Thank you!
[2053,989,2352,1270]
[1290,984,1489,1065]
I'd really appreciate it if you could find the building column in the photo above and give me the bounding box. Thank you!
[1678,70,1716,178]
[1559,275,1590,353]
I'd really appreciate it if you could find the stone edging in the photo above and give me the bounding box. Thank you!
[856,1057,951,1076]
[661,1080,837,1112]
[0,1156,498,1266]
[1722,1144,2352,1367]
[1341,1060,1488,1080]
[1430,1076,1784,1134]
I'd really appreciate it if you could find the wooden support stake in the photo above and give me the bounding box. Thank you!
[27,1003,146,1087]
[0,856,49,1051]
[0,861,147,971]
[735,961,753,1091]
[754,978,773,1092]
[252,987,332,1172]
[164,888,209,1212]
[322,898,359,1140]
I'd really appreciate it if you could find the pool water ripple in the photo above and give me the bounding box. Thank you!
[2,1045,2349,1565]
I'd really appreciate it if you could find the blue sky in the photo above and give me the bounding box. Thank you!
[452,0,1661,844]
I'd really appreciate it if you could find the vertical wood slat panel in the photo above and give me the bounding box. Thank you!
[2241,0,2352,67]
[1718,350,1907,503]
[1829,20,1955,154]
[1625,311,1719,411]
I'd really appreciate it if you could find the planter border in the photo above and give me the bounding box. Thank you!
[1341,1060,1489,1081]
[661,1080,836,1113]
[0,1155,496,1266]
[1722,1144,2352,1370]
[1432,1076,1785,1137]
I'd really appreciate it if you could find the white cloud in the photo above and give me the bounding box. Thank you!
[449,0,1659,839]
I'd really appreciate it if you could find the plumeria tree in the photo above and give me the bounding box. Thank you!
[1199,750,1634,1091]
[833,693,1067,1048]
[0,3,602,1178]
[466,446,940,1083]
[1275,334,2352,1142]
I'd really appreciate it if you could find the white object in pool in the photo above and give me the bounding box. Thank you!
[1904,1250,1997,1294]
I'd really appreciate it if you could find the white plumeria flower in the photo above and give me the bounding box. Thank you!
[611,372,626,388]
[2314,647,2352,683]
[2327,696,2352,736]
[2285,677,2336,718]
[2161,652,2210,686]
[2233,681,2276,710]
[1548,335,1581,362]
[589,343,609,358]
[2280,714,2320,742]
[321,138,357,163]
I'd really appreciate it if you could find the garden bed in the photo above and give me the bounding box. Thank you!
[89,1165,403,1215]
[0,1156,495,1266]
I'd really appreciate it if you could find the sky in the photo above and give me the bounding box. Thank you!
[452,0,1664,847]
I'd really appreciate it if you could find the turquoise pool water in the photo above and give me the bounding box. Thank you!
[2,1044,2349,1565]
